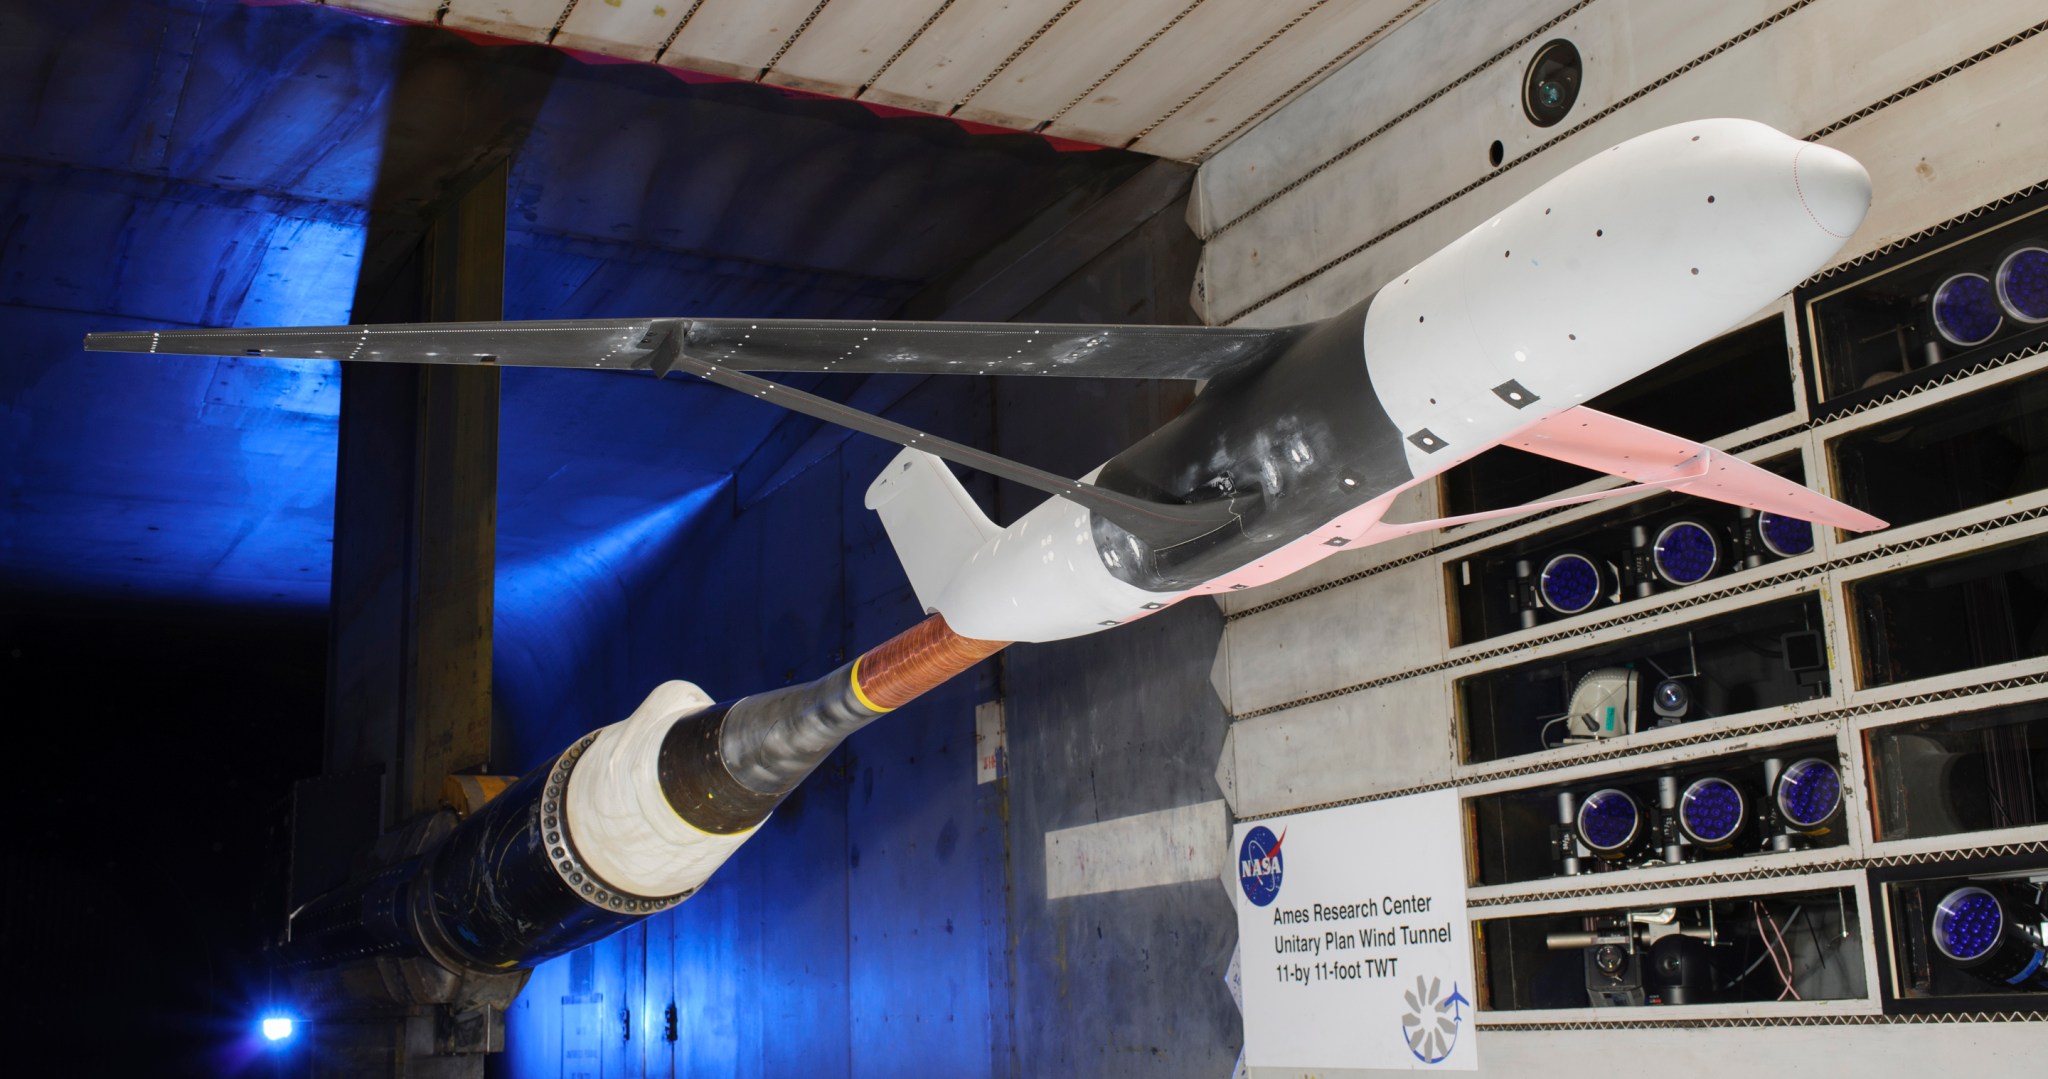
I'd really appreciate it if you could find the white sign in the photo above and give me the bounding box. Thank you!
[1235,788,1477,1072]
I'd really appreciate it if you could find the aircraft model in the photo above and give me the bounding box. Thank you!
[87,117,1884,646]
[78,118,1889,1019]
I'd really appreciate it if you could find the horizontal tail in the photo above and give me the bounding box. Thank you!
[1507,406,1884,532]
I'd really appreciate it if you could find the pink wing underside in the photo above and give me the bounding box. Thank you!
[1367,405,1887,538]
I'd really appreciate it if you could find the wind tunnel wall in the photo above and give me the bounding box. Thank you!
[493,371,1012,1077]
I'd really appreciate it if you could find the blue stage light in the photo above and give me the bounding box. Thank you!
[1930,885,2048,988]
[1775,758,1842,832]
[261,1016,295,1042]
[1931,272,2003,347]
[1678,777,1747,847]
[1933,887,2004,963]
[1652,521,1720,586]
[1540,553,1606,615]
[1757,512,1815,558]
[1575,788,1642,854]
[1996,247,2048,323]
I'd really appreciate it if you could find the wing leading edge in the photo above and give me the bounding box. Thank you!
[83,316,1296,381]
[83,317,1259,551]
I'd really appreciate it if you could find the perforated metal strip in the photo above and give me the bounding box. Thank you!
[1488,1009,2048,1031]
[1184,0,1442,161]
[1232,507,2048,720]
[1233,669,2048,821]
[1045,0,1209,127]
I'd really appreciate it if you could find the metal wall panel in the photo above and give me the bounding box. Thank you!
[662,0,826,82]
[765,0,950,98]
[1196,0,2048,327]
[949,0,1192,132]
[1131,0,1433,161]
[442,0,574,43]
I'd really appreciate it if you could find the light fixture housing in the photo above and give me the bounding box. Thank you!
[1756,512,1815,558]
[1677,776,1748,849]
[1995,246,2048,324]
[1652,520,1721,586]
[1930,885,2048,989]
[1774,757,1843,834]
[1931,272,2004,347]
[1539,552,1614,616]
[1575,788,1643,856]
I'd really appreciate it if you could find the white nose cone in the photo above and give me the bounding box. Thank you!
[1364,118,1872,476]
[1793,142,1871,240]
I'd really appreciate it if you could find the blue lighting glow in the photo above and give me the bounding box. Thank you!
[261,1016,294,1042]
[1576,789,1641,852]
[1932,887,2003,962]
[1996,247,2048,323]
[1679,777,1746,846]
[1757,513,1815,557]
[1540,553,1603,615]
[1653,521,1719,585]
[1776,758,1842,830]
[1931,272,2003,347]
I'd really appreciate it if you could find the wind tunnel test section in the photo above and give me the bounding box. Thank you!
[82,118,1892,1067]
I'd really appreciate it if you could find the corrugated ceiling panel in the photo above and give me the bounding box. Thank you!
[862,0,1071,116]
[662,0,824,83]
[1046,0,1322,149]
[554,0,688,61]
[765,0,949,100]
[950,0,1190,132]
[441,0,571,43]
[333,0,444,22]
[1135,0,1428,160]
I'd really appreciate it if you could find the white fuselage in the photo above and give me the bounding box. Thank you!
[925,119,1870,643]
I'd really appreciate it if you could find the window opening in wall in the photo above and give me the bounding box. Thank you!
[1450,453,1808,645]
[1442,318,1795,516]
[1803,191,2048,414]
[1849,532,2048,688]
[1477,886,1865,1011]
[1830,365,2048,536]
[1874,860,2048,1009]
[1866,698,2048,842]
[1459,594,1828,764]
[1468,737,1847,887]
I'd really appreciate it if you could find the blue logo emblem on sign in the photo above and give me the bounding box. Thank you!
[1238,826,1285,906]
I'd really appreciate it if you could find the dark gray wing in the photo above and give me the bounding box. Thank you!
[638,324,1243,549]
[83,317,1259,548]
[84,316,1296,381]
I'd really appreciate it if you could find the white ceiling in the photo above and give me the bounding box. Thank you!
[330,0,1436,160]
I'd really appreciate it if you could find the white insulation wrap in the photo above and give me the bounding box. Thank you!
[564,680,760,898]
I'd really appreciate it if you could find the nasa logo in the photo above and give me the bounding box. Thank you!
[1238,826,1285,907]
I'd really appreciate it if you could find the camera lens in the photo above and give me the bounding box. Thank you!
[1522,40,1582,127]
[1653,679,1690,717]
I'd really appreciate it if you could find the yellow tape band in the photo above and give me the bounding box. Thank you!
[848,656,892,714]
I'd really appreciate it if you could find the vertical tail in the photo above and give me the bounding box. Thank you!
[864,449,1003,615]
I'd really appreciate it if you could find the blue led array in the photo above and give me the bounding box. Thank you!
[1679,777,1746,845]
[1757,512,1815,558]
[1932,272,2004,347]
[1540,553,1602,614]
[1653,521,1719,585]
[1997,247,2048,323]
[1932,887,2003,962]
[1776,758,1842,829]
[1576,789,1640,852]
